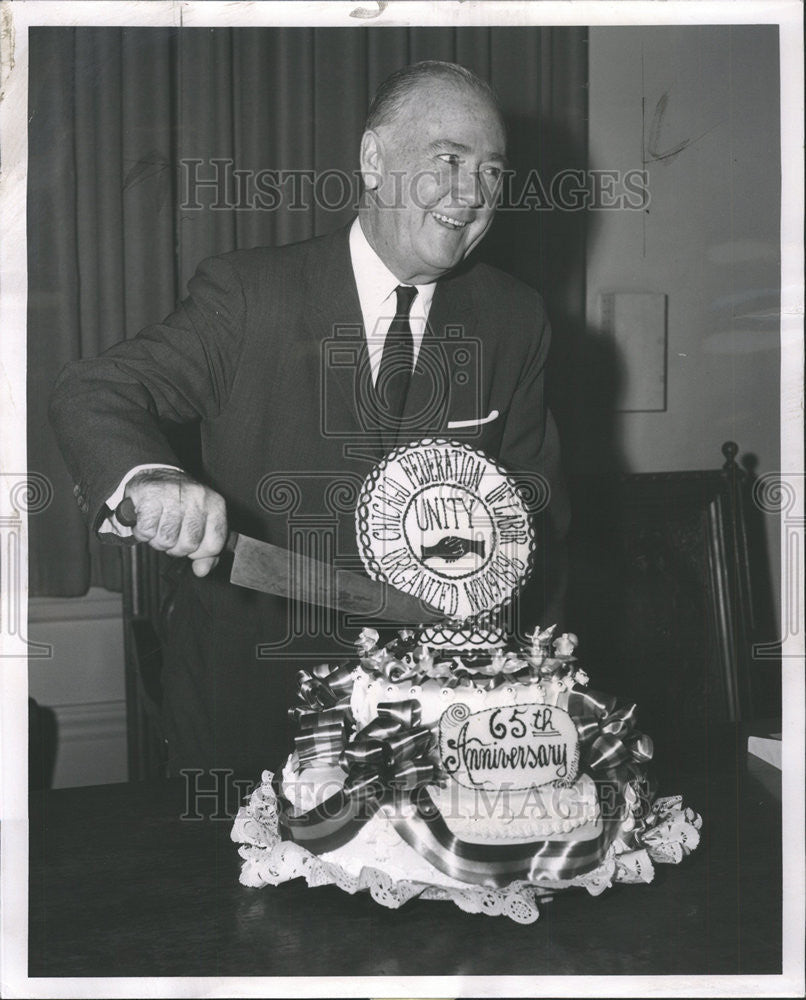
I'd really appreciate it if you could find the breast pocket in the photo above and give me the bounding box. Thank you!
[446,408,506,460]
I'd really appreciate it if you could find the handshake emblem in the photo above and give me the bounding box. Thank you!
[421,535,486,563]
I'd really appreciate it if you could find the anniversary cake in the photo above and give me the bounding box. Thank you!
[232,440,701,923]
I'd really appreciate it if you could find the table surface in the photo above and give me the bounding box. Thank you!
[29,726,783,979]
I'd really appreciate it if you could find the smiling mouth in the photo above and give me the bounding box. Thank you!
[431,211,469,230]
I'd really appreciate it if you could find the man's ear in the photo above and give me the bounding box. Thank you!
[359,130,383,191]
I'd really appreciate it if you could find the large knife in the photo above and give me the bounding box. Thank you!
[116,498,443,624]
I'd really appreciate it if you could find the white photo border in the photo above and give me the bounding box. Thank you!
[1,2,803,997]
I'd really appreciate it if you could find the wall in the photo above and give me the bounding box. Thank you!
[28,588,127,788]
[585,24,781,619]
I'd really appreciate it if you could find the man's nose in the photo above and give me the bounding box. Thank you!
[454,168,487,208]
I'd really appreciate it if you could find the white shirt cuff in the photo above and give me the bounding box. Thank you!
[99,463,182,537]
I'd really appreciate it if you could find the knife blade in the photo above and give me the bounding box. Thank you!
[115,496,443,624]
[227,531,443,624]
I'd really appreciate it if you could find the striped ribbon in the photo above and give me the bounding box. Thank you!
[274,777,382,854]
[390,787,624,886]
[288,663,356,768]
[275,776,625,885]
[289,662,356,717]
[294,707,351,767]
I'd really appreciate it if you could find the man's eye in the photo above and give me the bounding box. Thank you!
[483,165,503,180]
[437,153,461,166]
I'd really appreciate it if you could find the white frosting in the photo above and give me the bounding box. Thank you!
[281,757,345,815]
[350,667,571,730]
[428,773,600,843]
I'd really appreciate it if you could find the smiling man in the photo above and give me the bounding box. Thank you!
[358,63,507,282]
[50,61,568,774]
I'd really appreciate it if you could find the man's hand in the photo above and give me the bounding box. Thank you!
[122,469,228,577]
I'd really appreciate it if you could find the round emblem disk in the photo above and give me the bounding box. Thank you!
[355,439,534,621]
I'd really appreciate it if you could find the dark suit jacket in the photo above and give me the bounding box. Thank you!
[49,224,568,769]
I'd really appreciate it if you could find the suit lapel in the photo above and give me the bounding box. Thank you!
[302,227,386,461]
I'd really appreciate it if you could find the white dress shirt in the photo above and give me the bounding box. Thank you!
[103,220,436,535]
[349,217,436,385]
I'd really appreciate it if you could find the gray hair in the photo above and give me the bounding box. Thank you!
[365,60,503,133]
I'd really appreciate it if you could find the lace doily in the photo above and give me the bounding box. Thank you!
[231,772,702,925]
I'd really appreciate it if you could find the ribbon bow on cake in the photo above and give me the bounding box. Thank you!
[339,700,440,796]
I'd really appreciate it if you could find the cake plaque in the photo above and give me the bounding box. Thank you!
[355,438,534,620]
[440,701,580,791]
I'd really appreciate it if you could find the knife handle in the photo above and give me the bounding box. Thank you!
[115,496,238,556]
[115,496,138,527]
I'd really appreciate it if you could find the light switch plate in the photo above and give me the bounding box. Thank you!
[600,292,668,412]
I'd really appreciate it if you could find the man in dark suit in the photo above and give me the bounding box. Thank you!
[49,61,568,775]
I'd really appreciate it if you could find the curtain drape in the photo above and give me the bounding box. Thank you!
[27,25,588,597]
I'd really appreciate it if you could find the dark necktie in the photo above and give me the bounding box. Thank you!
[375,284,417,421]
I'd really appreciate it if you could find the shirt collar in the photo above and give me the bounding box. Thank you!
[349,218,436,316]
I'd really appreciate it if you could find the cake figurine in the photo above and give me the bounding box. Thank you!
[416,643,434,673]
[526,623,556,669]
[232,439,702,923]
[355,627,379,657]
[553,632,579,658]
[490,647,508,674]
